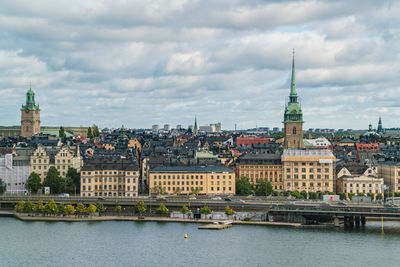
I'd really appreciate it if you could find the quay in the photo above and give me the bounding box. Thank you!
[198,221,233,230]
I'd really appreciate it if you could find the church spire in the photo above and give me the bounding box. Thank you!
[289,48,298,103]
[193,115,198,136]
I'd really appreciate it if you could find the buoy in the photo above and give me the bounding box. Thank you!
[184,234,188,239]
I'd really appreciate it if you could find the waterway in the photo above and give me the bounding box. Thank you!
[1,218,400,266]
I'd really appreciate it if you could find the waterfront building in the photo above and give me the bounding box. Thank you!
[80,158,139,197]
[283,52,304,149]
[148,165,235,195]
[0,154,30,194]
[21,87,40,138]
[235,154,283,190]
[30,145,81,180]
[281,149,336,192]
[378,162,400,192]
[336,164,383,195]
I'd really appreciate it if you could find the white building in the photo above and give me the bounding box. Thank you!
[152,124,160,132]
[0,154,31,194]
[164,124,171,131]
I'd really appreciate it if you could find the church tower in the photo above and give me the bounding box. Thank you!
[21,87,40,138]
[283,50,304,149]
[193,115,198,136]
[377,116,383,134]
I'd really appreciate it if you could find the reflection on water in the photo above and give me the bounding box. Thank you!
[1,218,400,267]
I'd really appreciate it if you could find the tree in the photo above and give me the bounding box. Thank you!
[0,178,6,194]
[357,192,365,197]
[290,191,304,199]
[59,177,76,194]
[376,193,383,200]
[34,201,45,213]
[348,192,355,200]
[115,205,122,214]
[310,192,318,200]
[95,202,105,215]
[156,203,169,215]
[173,187,182,195]
[25,172,42,193]
[57,203,65,214]
[200,206,211,215]
[76,203,85,215]
[92,124,100,137]
[255,179,273,196]
[65,205,75,216]
[190,187,201,195]
[225,206,235,217]
[236,176,253,196]
[43,167,62,194]
[135,200,146,215]
[44,200,58,215]
[151,185,166,195]
[23,201,34,213]
[181,205,189,218]
[59,126,66,139]
[300,191,308,199]
[338,192,346,200]
[87,127,93,139]
[15,201,25,212]
[87,204,97,215]
[66,168,80,194]
[367,192,375,200]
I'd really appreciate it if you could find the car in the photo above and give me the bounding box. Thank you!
[59,193,70,198]
[97,197,105,200]
[211,197,222,200]
[253,198,261,201]
[224,197,232,202]
[338,201,347,206]
[385,202,398,207]
[189,197,197,200]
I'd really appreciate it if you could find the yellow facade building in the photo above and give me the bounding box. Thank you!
[149,165,235,195]
[282,149,336,193]
[379,162,400,192]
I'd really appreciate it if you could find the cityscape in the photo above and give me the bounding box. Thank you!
[1,1,400,267]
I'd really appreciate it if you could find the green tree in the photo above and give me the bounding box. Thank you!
[135,200,146,215]
[15,201,25,212]
[95,202,105,215]
[338,192,346,200]
[348,192,356,200]
[201,206,211,215]
[281,191,290,197]
[57,203,65,214]
[76,203,85,214]
[367,192,375,200]
[376,193,383,200]
[25,172,42,193]
[34,201,45,213]
[310,192,318,200]
[300,191,308,199]
[290,191,304,199]
[115,205,122,214]
[236,176,253,196]
[43,167,62,194]
[357,192,365,197]
[87,127,93,139]
[59,177,76,194]
[66,168,80,194]
[23,201,34,213]
[92,124,100,137]
[190,187,201,195]
[65,205,75,216]
[0,178,7,194]
[255,179,273,196]
[225,206,235,217]
[87,204,97,214]
[156,203,169,215]
[151,185,166,195]
[44,200,58,215]
[59,126,66,139]
[181,205,189,218]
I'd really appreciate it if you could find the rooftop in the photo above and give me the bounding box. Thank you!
[150,165,234,173]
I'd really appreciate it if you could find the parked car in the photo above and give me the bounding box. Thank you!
[189,197,197,200]
[224,197,232,202]
[211,197,222,200]
[59,193,70,198]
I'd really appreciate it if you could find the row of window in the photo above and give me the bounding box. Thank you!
[82,185,137,191]
[285,162,329,166]
[82,192,137,197]
[345,189,379,194]
[287,182,330,187]
[250,178,282,183]
[242,171,282,175]
[287,168,329,173]
[83,171,135,175]
[160,186,232,192]
[82,177,136,183]
[287,174,330,179]
[344,183,380,188]
[152,174,232,179]
[33,165,70,170]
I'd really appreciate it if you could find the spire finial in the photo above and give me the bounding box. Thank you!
[289,49,297,102]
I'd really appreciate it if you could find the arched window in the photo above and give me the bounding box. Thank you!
[293,127,297,134]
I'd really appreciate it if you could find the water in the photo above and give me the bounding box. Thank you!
[1,218,400,267]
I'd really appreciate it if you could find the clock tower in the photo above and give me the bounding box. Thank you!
[283,50,304,149]
[21,87,40,138]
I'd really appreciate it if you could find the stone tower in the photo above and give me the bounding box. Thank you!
[283,50,304,149]
[21,87,40,138]
[377,116,383,134]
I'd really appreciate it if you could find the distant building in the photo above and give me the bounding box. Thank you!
[152,125,160,132]
[236,136,269,147]
[378,162,400,192]
[164,124,171,131]
[176,124,183,130]
[0,154,30,194]
[149,165,235,195]
[21,87,40,138]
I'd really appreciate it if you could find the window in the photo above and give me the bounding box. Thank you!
[293,127,297,134]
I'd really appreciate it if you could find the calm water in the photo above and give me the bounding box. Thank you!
[1,218,400,267]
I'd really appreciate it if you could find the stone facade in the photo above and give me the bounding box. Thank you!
[336,165,383,195]
[21,88,40,138]
[378,162,400,192]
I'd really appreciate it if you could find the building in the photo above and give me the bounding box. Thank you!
[0,154,30,194]
[193,116,198,136]
[236,136,269,147]
[303,136,332,150]
[164,124,171,131]
[149,165,235,195]
[379,162,400,192]
[235,154,283,190]
[336,164,383,196]
[152,125,160,132]
[283,52,304,149]
[282,149,336,193]
[21,87,40,138]
[30,145,81,180]
[80,158,139,197]
[377,116,383,134]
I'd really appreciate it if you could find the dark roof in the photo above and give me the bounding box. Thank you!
[150,165,234,173]
[82,158,138,171]
[237,153,281,165]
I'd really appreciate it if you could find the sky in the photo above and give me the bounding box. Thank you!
[0,0,399,130]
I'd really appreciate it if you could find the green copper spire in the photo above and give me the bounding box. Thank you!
[289,48,298,103]
[22,86,39,110]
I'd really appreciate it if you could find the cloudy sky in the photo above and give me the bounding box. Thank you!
[0,0,399,130]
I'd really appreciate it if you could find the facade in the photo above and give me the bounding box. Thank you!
[80,158,139,197]
[21,88,40,138]
[282,149,336,193]
[379,162,400,192]
[336,164,383,195]
[0,154,30,194]
[149,165,235,195]
[30,145,81,180]
[236,136,269,147]
[235,154,283,190]
[283,52,304,149]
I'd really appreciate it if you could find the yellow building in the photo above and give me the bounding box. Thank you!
[80,158,139,197]
[235,154,283,190]
[379,162,400,192]
[30,145,81,180]
[336,164,383,195]
[149,165,235,195]
[282,149,336,193]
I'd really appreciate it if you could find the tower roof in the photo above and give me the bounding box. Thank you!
[290,49,297,97]
[22,86,39,110]
[284,49,302,123]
